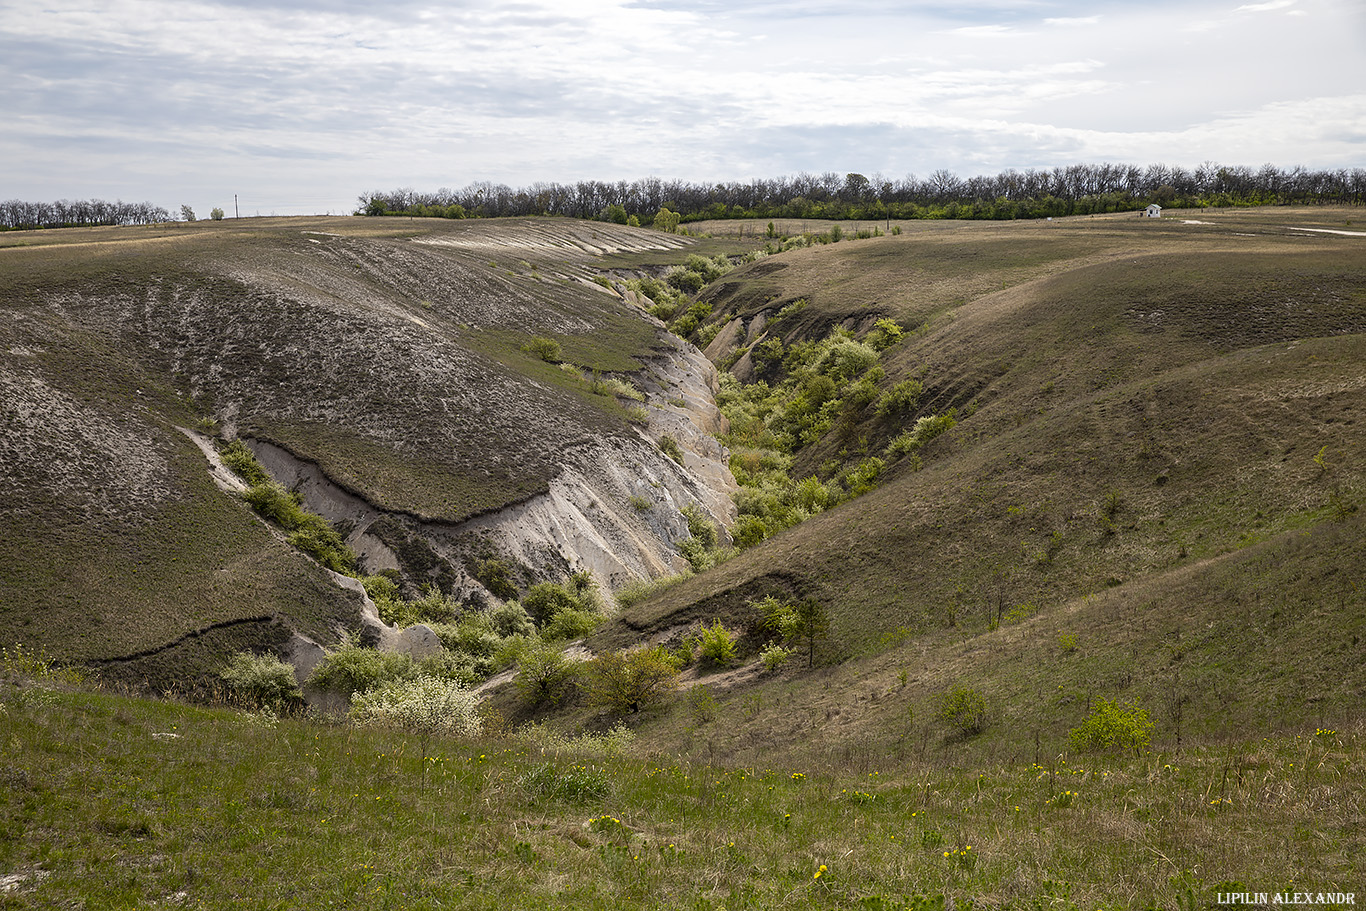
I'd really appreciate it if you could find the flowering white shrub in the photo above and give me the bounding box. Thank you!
[348,675,482,737]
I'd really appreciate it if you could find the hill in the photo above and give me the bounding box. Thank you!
[0,216,744,687]
[589,208,1366,764]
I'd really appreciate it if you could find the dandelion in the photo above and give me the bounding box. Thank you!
[813,864,827,881]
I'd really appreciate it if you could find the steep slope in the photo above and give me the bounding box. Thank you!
[0,216,736,685]
[594,208,1366,754]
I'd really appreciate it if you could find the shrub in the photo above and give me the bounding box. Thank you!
[376,584,458,628]
[286,517,356,574]
[732,514,769,549]
[759,642,792,673]
[515,643,578,707]
[697,620,737,667]
[812,336,879,382]
[307,644,417,697]
[937,685,988,737]
[884,411,957,459]
[867,317,905,351]
[666,268,705,295]
[360,572,401,604]
[1068,698,1153,753]
[541,607,601,642]
[523,581,580,628]
[658,434,685,465]
[584,647,681,714]
[876,379,924,416]
[238,475,354,574]
[219,439,270,486]
[219,652,302,711]
[680,503,718,548]
[843,457,885,497]
[522,575,603,640]
[429,613,501,659]
[349,675,482,737]
[489,600,535,638]
[240,479,303,527]
[669,300,713,338]
[678,537,714,573]
[792,475,835,512]
[753,596,828,668]
[524,336,562,363]
[414,651,482,687]
[474,558,519,601]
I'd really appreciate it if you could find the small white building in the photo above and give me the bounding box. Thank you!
[1144,204,1163,218]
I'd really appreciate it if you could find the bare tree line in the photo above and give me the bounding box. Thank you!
[359,162,1366,223]
[0,198,173,230]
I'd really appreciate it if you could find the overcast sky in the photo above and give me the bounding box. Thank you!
[3,0,1363,216]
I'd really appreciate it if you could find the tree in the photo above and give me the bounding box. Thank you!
[584,646,680,714]
[180,205,196,222]
[842,172,871,203]
[755,596,830,668]
[653,207,681,233]
[792,598,830,668]
[210,207,225,220]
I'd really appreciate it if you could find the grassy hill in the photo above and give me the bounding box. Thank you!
[2,638,1360,909]
[592,208,1366,760]
[0,216,715,686]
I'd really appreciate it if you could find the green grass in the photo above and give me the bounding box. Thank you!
[1,666,1360,909]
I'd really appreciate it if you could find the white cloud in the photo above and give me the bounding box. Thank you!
[1235,0,1296,11]
[0,0,1362,215]
[1044,16,1101,26]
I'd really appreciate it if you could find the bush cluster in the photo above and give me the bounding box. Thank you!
[522,572,605,641]
[750,595,829,669]
[937,685,988,737]
[349,675,482,737]
[884,411,957,461]
[307,643,422,696]
[1068,698,1153,753]
[583,646,681,715]
[219,440,356,574]
[696,620,737,667]
[523,336,562,363]
[218,652,303,712]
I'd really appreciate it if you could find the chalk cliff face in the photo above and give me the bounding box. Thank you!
[0,215,736,684]
[243,328,737,602]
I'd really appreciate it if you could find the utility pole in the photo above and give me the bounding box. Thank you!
[234,194,239,219]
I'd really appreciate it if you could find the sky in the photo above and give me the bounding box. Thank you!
[2,0,1364,217]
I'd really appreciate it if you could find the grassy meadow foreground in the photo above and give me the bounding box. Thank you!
[2,655,1361,910]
